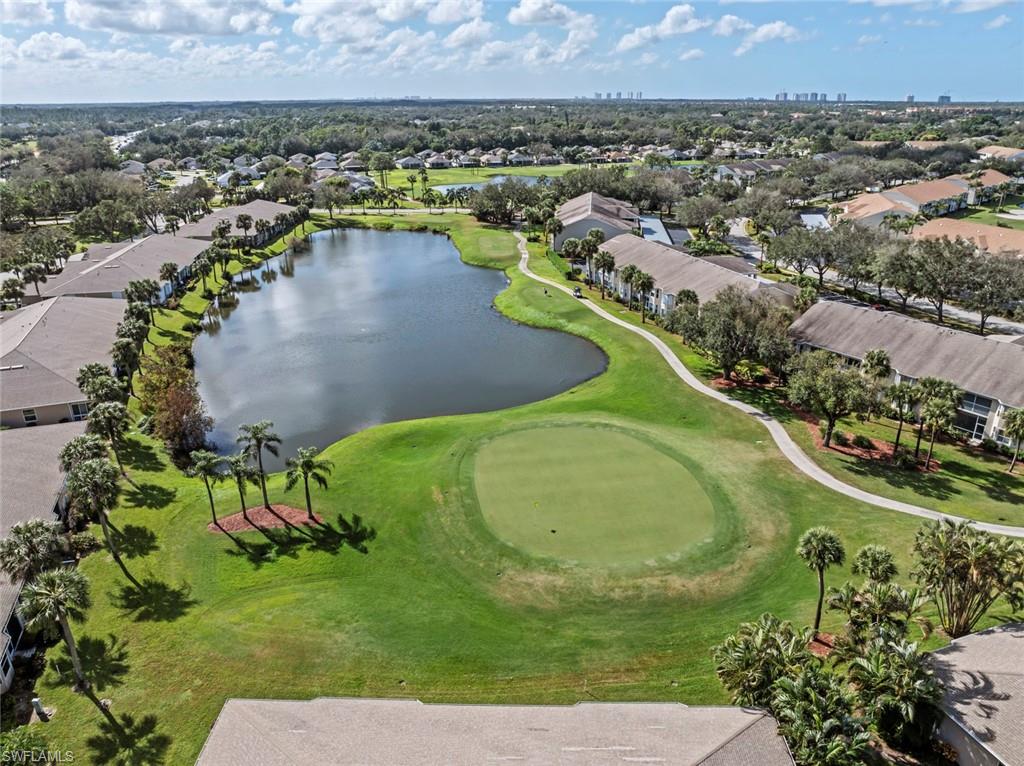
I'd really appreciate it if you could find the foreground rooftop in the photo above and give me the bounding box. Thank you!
[197,698,794,766]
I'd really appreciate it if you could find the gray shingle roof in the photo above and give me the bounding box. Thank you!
[196,698,794,766]
[603,234,793,307]
[789,302,1024,407]
[177,200,296,240]
[556,192,640,231]
[931,623,1024,766]
[1,297,125,412]
[0,421,87,653]
[41,235,209,298]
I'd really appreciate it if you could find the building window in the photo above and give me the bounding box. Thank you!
[22,409,37,426]
[70,402,90,421]
[959,393,992,418]
[953,411,987,441]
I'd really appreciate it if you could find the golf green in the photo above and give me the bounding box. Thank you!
[473,425,716,566]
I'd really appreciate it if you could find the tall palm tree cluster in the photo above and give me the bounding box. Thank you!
[560,228,656,322]
[712,520,1023,765]
[188,420,334,526]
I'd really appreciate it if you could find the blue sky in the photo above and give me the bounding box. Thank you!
[0,0,1021,103]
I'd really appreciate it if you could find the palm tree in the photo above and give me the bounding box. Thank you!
[194,256,212,293]
[922,397,954,471]
[0,519,64,582]
[796,526,846,635]
[159,262,179,297]
[59,433,109,472]
[66,458,121,562]
[406,173,417,198]
[913,378,960,459]
[236,420,281,510]
[544,217,564,248]
[1,276,25,308]
[19,568,92,689]
[631,271,655,323]
[22,262,48,296]
[619,263,639,305]
[254,218,270,246]
[1003,408,1024,473]
[850,544,898,585]
[224,453,258,523]
[164,214,180,235]
[110,338,140,393]
[593,250,615,300]
[284,447,334,522]
[886,382,919,458]
[188,450,224,526]
[86,401,131,474]
[236,213,254,248]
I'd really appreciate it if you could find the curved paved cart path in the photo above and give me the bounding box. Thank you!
[513,231,1024,538]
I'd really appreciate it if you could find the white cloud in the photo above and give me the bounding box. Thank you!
[733,20,802,55]
[292,10,384,43]
[508,0,581,26]
[904,16,940,25]
[679,47,704,60]
[857,33,883,43]
[64,0,278,35]
[18,31,87,60]
[427,0,482,24]
[639,51,658,65]
[946,0,1012,12]
[712,14,753,36]
[615,4,711,52]
[444,17,492,47]
[984,12,1011,27]
[505,0,597,63]
[1,0,53,26]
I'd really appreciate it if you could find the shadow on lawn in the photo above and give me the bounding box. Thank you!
[122,439,164,473]
[111,578,197,622]
[84,695,171,766]
[46,634,130,693]
[941,458,1024,508]
[219,512,377,566]
[114,525,158,559]
[122,483,177,510]
[844,455,957,502]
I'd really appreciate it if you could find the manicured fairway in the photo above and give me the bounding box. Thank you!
[29,214,961,764]
[474,425,716,566]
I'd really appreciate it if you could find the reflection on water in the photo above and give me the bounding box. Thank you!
[194,228,607,470]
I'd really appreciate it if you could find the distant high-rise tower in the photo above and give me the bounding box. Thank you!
[906,94,915,103]
[628,91,633,99]
[775,91,788,101]
[616,91,622,100]
[819,93,827,102]
[594,92,601,99]
[606,92,612,100]
[836,92,847,102]
[809,92,818,102]
[938,94,951,104]
[637,91,642,100]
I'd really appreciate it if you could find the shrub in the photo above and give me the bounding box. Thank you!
[68,531,101,557]
[852,434,874,450]
[182,320,202,333]
[408,223,428,232]
[893,449,918,470]
[372,221,394,231]
[833,431,851,447]
[431,226,450,235]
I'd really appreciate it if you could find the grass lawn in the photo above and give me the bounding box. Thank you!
[31,214,999,763]
[473,424,718,566]
[949,194,1024,231]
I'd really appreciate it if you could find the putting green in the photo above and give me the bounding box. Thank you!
[473,425,716,566]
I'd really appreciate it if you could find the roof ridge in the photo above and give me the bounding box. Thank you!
[692,710,775,765]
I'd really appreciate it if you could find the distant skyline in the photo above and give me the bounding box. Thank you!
[1,0,1022,104]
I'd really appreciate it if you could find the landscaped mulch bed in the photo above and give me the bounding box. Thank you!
[807,632,836,658]
[208,505,322,533]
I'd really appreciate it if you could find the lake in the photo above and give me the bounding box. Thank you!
[431,175,542,195]
[194,228,607,470]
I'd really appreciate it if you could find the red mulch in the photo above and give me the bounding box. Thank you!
[808,633,836,657]
[208,504,322,533]
[708,375,785,392]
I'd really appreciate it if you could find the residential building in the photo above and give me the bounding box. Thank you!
[176,200,296,243]
[289,153,313,164]
[424,155,451,169]
[789,302,1024,444]
[931,623,1023,766]
[1,297,125,428]
[878,178,968,216]
[977,145,1024,163]
[836,93,847,102]
[216,166,261,188]
[598,235,796,317]
[480,153,504,167]
[395,156,424,170]
[714,159,795,185]
[912,218,1024,255]
[118,159,146,176]
[340,157,367,172]
[147,158,174,172]
[938,95,952,104]
[311,158,339,171]
[196,698,795,766]
[0,421,87,692]
[233,154,259,168]
[507,151,534,166]
[553,192,640,250]
[946,168,1015,204]
[38,235,209,302]
[177,157,199,171]
[313,152,337,162]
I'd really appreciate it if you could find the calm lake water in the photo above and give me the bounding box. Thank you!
[194,228,606,470]
[431,174,541,195]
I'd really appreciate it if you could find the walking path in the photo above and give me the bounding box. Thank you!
[513,231,1024,538]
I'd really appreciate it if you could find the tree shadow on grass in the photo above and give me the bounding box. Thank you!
[46,634,130,693]
[844,459,958,502]
[114,525,158,559]
[336,513,377,555]
[110,578,197,623]
[940,458,1024,508]
[85,703,171,766]
[121,439,164,473]
[122,483,176,510]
